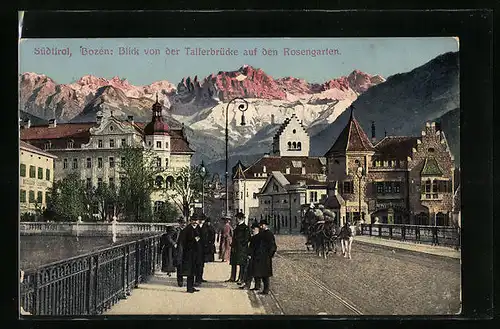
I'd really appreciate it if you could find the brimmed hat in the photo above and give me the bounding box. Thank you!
[235,212,245,219]
[251,222,260,229]
[259,219,269,225]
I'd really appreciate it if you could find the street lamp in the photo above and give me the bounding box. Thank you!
[225,97,249,217]
[356,163,366,223]
[200,160,207,215]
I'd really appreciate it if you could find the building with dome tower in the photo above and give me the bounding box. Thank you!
[20,95,194,219]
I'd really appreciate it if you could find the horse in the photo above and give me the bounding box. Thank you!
[311,220,339,259]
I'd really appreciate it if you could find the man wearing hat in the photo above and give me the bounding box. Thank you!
[239,221,261,290]
[175,217,187,287]
[218,216,233,262]
[202,217,216,263]
[252,219,277,295]
[227,211,251,283]
[177,215,203,293]
[195,214,208,286]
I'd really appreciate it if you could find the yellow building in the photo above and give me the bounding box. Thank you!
[20,141,57,214]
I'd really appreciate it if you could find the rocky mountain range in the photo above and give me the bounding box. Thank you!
[19,51,459,175]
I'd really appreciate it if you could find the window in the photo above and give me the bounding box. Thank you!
[388,160,393,167]
[156,157,161,168]
[63,159,68,169]
[165,142,169,149]
[97,178,103,188]
[343,181,354,194]
[156,141,162,148]
[166,176,174,189]
[165,158,169,168]
[45,192,50,205]
[37,167,43,179]
[385,182,392,193]
[109,157,115,168]
[86,158,92,168]
[293,129,296,134]
[98,158,103,168]
[122,139,126,147]
[67,140,74,148]
[110,139,115,148]
[28,190,35,203]
[46,169,50,181]
[428,147,435,153]
[148,141,152,146]
[20,164,26,177]
[155,176,163,188]
[109,177,115,189]
[309,192,314,202]
[297,142,302,150]
[37,191,43,203]
[20,190,26,203]
[372,161,377,167]
[253,192,258,199]
[376,182,384,194]
[394,182,401,193]
[288,141,292,150]
[432,180,438,193]
[44,142,51,150]
[29,165,36,178]
[292,142,297,149]
[73,159,78,169]
[98,140,103,148]
[86,178,92,189]
[425,179,431,193]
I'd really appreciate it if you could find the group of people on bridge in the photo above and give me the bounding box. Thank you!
[159,212,277,294]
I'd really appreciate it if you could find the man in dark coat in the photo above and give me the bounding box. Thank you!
[253,219,277,295]
[226,212,251,282]
[177,216,202,293]
[239,222,261,290]
[195,214,208,286]
[175,218,187,287]
[203,217,216,263]
[160,226,179,275]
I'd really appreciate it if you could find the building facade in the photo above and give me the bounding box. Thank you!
[257,171,327,233]
[20,98,194,219]
[232,114,327,223]
[19,141,57,215]
[324,109,455,226]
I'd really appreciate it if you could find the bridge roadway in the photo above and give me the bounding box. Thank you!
[104,235,461,316]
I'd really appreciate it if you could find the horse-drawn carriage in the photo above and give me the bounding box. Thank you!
[300,204,340,259]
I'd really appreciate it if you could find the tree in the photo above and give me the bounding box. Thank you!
[46,172,87,221]
[164,165,217,220]
[87,183,120,222]
[153,200,179,223]
[118,144,165,222]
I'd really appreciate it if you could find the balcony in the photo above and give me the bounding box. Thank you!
[420,193,443,201]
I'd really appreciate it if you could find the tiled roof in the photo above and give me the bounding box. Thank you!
[19,121,194,154]
[421,158,443,176]
[374,136,418,160]
[20,141,57,158]
[243,155,326,177]
[325,112,375,156]
[284,175,327,186]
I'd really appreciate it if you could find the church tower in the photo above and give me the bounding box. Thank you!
[144,94,172,169]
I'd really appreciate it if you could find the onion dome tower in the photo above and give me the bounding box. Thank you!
[144,94,171,169]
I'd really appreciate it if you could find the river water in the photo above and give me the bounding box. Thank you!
[20,235,155,270]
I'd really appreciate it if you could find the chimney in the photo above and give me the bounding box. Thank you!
[371,121,376,143]
[48,119,57,128]
[23,119,31,129]
[271,114,275,125]
[127,115,134,124]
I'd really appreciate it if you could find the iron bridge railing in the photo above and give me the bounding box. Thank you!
[359,223,460,249]
[20,233,164,316]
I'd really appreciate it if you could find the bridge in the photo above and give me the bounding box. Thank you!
[19,223,461,316]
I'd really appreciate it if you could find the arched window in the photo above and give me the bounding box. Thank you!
[297,142,302,150]
[154,201,164,213]
[436,212,447,226]
[155,175,164,188]
[425,179,432,193]
[372,161,377,167]
[166,176,174,189]
[288,141,292,150]
[292,142,297,149]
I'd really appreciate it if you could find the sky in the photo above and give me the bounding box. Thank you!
[19,37,459,86]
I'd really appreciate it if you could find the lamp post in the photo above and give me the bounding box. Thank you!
[225,97,249,217]
[356,164,365,223]
[200,160,207,215]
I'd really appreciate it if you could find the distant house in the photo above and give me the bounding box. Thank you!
[231,114,327,224]
[324,108,456,226]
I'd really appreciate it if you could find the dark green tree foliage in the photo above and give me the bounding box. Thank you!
[87,183,120,221]
[46,172,87,221]
[118,145,164,222]
[153,200,179,222]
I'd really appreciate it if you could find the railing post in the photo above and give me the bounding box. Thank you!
[122,245,128,299]
[33,272,40,315]
[135,241,140,286]
[369,224,372,236]
[389,225,393,239]
[378,224,382,237]
[402,225,406,241]
[416,226,420,243]
[434,226,439,246]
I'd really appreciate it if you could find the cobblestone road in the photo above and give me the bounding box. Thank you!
[264,235,461,316]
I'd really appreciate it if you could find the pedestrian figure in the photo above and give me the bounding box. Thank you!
[340,221,354,259]
[178,216,203,293]
[240,222,261,290]
[160,226,179,275]
[253,219,277,295]
[227,212,251,283]
[203,217,216,263]
[175,217,187,287]
[195,215,208,286]
[219,216,233,262]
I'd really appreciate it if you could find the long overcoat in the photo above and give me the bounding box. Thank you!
[230,223,251,266]
[252,229,277,278]
[177,224,202,276]
[202,223,216,262]
[219,223,233,261]
[160,228,178,273]
[246,232,259,277]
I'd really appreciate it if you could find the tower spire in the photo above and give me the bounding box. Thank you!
[349,105,355,120]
